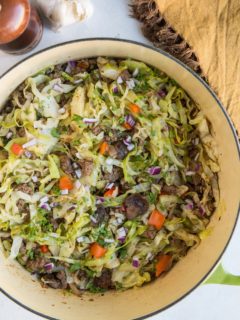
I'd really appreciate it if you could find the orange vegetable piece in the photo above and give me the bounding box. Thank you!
[104,187,116,197]
[11,143,24,156]
[148,209,165,230]
[155,255,172,277]
[40,245,49,254]
[90,242,107,259]
[99,141,109,155]
[129,103,140,114]
[123,122,132,130]
[59,176,73,190]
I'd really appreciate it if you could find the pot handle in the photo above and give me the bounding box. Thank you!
[204,263,240,286]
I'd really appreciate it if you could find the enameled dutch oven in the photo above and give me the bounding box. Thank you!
[0,39,239,320]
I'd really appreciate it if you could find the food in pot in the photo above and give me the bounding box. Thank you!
[0,57,219,293]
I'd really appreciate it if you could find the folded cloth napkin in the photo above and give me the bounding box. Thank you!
[156,0,240,133]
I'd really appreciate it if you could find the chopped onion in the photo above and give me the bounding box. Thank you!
[23,139,37,149]
[148,166,161,175]
[75,180,81,189]
[117,217,123,224]
[105,239,115,243]
[127,143,134,151]
[44,262,54,271]
[73,162,79,169]
[112,86,118,94]
[77,236,91,243]
[58,107,66,114]
[6,131,13,139]
[40,196,49,204]
[125,115,135,128]
[74,79,83,84]
[106,182,114,190]
[50,202,58,208]
[65,61,76,73]
[132,257,140,268]
[24,150,32,158]
[199,205,206,216]
[126,79,135,89]
[90,215,97,224]
[158,88,167,98]
[75,169,82,178]
[61,189,69,195]
[117,76,123,84]
[31,175,38,183]
[194,138,199,145]
[75,152,81,159]
[40,203,51,211]
[123,136,132,146]
[53,83,64,93]
[117,227,126,241]
[83,118,98,124]
[146,252,154,261]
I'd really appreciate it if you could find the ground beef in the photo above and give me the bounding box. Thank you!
[26,256,48,272]
[124,193,149,220]
[91,206,110,226]
[16,199,30,223]
[59,154,74,175]
[50,217,65,232]
[93,269,112,290]
[103,166,123,183]
[15,183,33,195]
[111,141,128,160]
[120,69,131,81]
[17,127,26,137]
[41,270,67,289]
[142,226,157,239]
[79,159,94,176]
[161,185,178,195]
[92,125,102,136]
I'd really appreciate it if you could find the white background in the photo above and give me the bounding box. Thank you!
[0,1,240,319]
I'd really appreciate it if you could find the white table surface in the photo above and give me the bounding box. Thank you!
[0,1,240,319]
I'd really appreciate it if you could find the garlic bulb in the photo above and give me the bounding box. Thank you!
[37,0,93,30]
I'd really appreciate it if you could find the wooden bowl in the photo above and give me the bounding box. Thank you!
[0,39,239,320]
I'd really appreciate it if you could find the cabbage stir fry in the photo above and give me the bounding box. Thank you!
[0,58,219,293]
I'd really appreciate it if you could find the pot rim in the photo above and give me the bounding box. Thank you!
[0,37,239,320]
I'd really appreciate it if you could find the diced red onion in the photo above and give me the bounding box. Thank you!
[194,163,201,172]
[106,182,114,190]
[44,262,54,271]
[31,175,38,183]
[65,61,76,73]
[127,143,134,151]
[75,180,81,189]
[61,189,69,195]
[112,86,118,94]
[96,197,105,204]
[199,205,206,216]
[126,79,135,89]
[24,150,32,158]
[73,162,79,169]
[148,166,161,175]
[23,139,37,149]
[117,76,123,84]
[123,136,132,146]
[40,196,49,204]
[40,203,51,211]
[117,227,126,242]
[6,131,13,139]
[185,199,194,210]
[53,83,64,93]
[158,88,167,98]
[58,107,66,114]
[50,202,58,208]
[132,257,140,268]
[75,169,82,178]
[83,118,98,124]
[125,115,135,128]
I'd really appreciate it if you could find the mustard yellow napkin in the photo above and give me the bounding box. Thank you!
[156,0,240,133]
